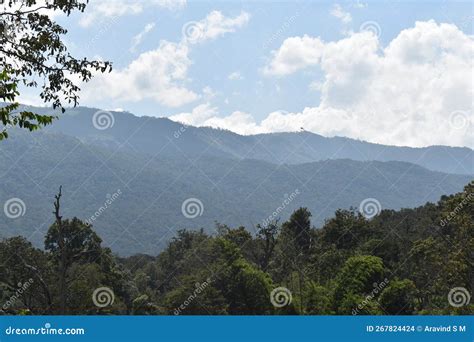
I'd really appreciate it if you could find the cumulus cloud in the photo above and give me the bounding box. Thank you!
[179,21,473,147]
[80,0,186,27]
[82,11,249,108]
[170,103,218,125]
[263,35,325,76]
[171,105,264,135]
[83,41,198,107]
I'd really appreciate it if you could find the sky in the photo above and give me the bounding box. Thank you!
[18,0,474,148]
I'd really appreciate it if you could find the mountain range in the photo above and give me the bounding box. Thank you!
[0,105,472,255]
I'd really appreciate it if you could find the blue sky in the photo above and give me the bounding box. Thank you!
[20,0,474,147]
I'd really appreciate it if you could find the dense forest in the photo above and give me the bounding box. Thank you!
[0,182,472,316]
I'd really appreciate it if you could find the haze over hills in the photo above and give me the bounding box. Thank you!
[20,105,473,176]
[0,122,471,255]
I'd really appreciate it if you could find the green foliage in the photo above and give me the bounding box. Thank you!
[379,279,417,315]
[0,130,470,256]
[45,218,103,267]
[333,255,385,314]
[0,1,111,138]
[303,282,333,314]
[0,182,472,315]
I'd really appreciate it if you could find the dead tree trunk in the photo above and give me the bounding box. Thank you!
[53,186,67,314]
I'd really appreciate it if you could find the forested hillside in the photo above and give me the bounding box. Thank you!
[1,182,472,315]
[0,130,471,255]
[16,105,474,175]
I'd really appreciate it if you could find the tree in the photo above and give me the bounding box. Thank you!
[0,236,53,314]
[379,279,417,315]
[44,187,104,313]
[281,208,312,254]
[253,221,280,272]
[320,209,371,250]
[303,281,333,314]
[333,255,385,314]
[277,208,313,311]
[212,238,273,314]
[0,0,111,139]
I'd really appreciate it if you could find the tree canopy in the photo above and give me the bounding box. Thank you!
[0,182,472,315]
[0,0,111,139]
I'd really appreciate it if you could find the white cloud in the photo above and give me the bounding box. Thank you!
[80,0,186,27]
[130,23,156,52]
[170,103,218,126]
[228,71,244,80]
[263,35,325,76]
[331,4,352,24]
[83,41,198,107]
[171,105,263,135]
[82,11,249,108]
[182,21,473,148]
[204,111,263,134]
[182,11,250,44]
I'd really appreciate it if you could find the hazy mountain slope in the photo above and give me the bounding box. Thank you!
[29,105,473,175]
[0,131,470,255]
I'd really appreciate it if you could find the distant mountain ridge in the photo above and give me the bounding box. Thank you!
[0,129,471,255]
[23,105,471,176]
